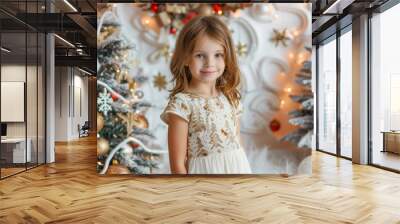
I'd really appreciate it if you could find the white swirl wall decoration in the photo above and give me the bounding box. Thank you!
[226,17,259,63]
[256,56,289,92]
[248,4,278,23]
[240,89,280,134]
[274,4,309,41]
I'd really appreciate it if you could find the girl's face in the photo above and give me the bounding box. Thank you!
[187,35,225,85]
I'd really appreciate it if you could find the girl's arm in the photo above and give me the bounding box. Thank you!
[168,114,189,174]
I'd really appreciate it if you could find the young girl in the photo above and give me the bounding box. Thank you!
[160,16,252,174]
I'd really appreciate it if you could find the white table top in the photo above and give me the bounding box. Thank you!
[1,137,30,143]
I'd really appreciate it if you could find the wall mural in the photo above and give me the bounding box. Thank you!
[97,3,312,175]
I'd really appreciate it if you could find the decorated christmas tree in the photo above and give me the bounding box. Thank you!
[97,12,166,174]
[281,47,313,149]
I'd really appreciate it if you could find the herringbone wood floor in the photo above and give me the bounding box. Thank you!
[0,136,400,224]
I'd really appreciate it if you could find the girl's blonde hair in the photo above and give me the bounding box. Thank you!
[169,15,241,107]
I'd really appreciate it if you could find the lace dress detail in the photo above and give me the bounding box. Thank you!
[161,92,251,174]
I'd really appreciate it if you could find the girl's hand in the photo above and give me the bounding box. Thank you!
[168,114,189,174]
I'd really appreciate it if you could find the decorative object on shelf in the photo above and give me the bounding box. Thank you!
[270,28,290,47]
[153,72,167,91]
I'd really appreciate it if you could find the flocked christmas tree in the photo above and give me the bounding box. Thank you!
[281,47,313,149]
[97,11,166,174]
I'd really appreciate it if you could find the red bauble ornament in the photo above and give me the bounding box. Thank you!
[269,119,281,132]
[212,4,222,14]
[151,3,158,13]
[182,18,189,24]
[111,93,118,101]
[130,142,139,148]
[169,27,177,34]
[182,11,198,24]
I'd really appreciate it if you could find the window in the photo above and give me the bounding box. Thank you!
[340,29,352,158]
[371,2,400,171]
[317,37,337,154]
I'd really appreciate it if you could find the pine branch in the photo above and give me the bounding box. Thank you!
[302,98,314,110]
[295,77,312,87]
[290,94,313,103]
[131,127,155,138]
[133,75,149,84]
[302,61,311,70]
[132,102,152,112]
[281,128,308,144]
[288,115,313,129]
[297,130,313,148]
[281,47,314,149]
[288,109,313,117]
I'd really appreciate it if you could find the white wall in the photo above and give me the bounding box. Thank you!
[1,64,46,164]
[54,67,89,141]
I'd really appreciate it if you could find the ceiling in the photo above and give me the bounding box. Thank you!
[312,0,391,44]
[0,0,96,74]
[1,0,397,73]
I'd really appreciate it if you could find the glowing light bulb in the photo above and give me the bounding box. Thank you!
[285,87,292,93]
[288,52,294,59]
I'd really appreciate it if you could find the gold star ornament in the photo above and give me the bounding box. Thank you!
[153,72,167,91]
[236,41,248,57]
[117,112,149,135]
[270,28,290,47]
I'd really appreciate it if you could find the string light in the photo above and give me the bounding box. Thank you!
[297,52,305,65]
[285,87,292,93]
[280,100,285,108]
[291,29,300,37]
[288,52,294,59]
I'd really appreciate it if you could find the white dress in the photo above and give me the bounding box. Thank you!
[160,92,252,174]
